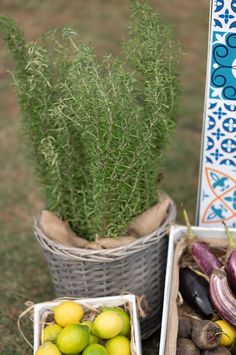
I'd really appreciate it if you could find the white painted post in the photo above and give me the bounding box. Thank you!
[197,0,236,227]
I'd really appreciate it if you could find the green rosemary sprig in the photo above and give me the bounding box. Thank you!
[0,1,180,240]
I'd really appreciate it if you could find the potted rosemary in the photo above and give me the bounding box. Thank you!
[0,0,179,338]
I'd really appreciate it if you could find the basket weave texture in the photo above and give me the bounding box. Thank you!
[34,202,176,339]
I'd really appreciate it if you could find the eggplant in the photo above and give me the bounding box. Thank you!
[183,210,221,276]
[227,251,236,295]
[179,267,214,319]
[223,221,236,295]
[209,267,236,327]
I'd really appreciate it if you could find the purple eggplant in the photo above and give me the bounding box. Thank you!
[223,221,236,295]
[209,267,236,327]
[179,267,214,319]
[183,210,221,276]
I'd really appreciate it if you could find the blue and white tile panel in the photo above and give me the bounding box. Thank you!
[197,0,236,226]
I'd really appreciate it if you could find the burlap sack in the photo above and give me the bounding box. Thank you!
[39,193,172,249]
[164,237,228,355]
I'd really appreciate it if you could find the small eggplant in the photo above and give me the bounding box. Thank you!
[183,210,221,276]
[209,268,236,327]
[179,267,214,319]
[223,221,236,295]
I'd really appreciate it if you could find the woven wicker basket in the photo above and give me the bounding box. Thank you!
[33,202,176,339]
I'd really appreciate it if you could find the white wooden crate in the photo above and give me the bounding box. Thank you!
[34,294,142,355]
[159,224,236,355]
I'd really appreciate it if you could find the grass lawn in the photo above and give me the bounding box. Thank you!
[0,0,209,353]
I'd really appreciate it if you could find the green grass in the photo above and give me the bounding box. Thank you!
[0,0,209,353]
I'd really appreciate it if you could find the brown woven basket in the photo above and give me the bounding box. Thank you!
[33,201,176,339]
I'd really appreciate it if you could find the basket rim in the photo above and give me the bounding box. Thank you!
[33,201,176,262]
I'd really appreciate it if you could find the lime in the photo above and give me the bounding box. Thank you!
[215,320,236,346]
[81,320,92,331]
[105,335,131,355]
[36,341,62,355]
[43,324,62,343]
[54,301,84,327]
[102,307,131,337]
[89,334,99,344]
[81,320,99,343]
[82,344,108,355]
[91,311,123,339]
[57,324,89,354]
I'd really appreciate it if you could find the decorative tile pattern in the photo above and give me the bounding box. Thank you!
[201,167,236,223]
[213,0,236,30]
[205,102,236,166]
[197,0,236,226]
[210,32,236,100]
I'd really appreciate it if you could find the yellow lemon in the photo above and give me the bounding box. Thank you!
[91,311,123,339]
[215,320,236,346]
[36,342,62,355]
[54,301,84,327]
[102,307,131,337]
[82,344,108,355]
[105,335,131,355]
[43,324,62,343]
[57,323,89,354]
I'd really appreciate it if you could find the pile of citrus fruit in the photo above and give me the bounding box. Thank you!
[36,300,131,355]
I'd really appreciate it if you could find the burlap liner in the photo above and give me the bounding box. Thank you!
[18,296,145,355]
[39,193,171,250]
[164,237,228,355]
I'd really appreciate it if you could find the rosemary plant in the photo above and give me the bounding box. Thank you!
[0,1,179,240]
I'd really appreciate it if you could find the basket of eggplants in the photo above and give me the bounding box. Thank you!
[177,211,236,355]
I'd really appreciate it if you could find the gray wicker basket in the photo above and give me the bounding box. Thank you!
[33,202,176,339]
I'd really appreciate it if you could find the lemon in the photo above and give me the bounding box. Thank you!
[82,344,108,355]
[91,311,123,339]
[43,324,62,343]
[215,319,236,346]
[57,324,89,354]
[36,342,62,355]
[102,307,131,337]
[105,335,131,355]
[54,301,84,327]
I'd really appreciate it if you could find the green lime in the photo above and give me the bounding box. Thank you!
[102,307,131,337]
[81,320,92,331]
[36,342,62,355]
[91,311,123,339]
[82,343,108,355]
[43,324,62,343]
[81,320,99,344]
[57,324,89,354]
[105,335,131,355]
[89,334,99,344]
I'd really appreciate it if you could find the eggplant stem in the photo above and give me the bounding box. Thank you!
[222,220,235,248]
[190,267,209,281]
[183,209,194,239]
